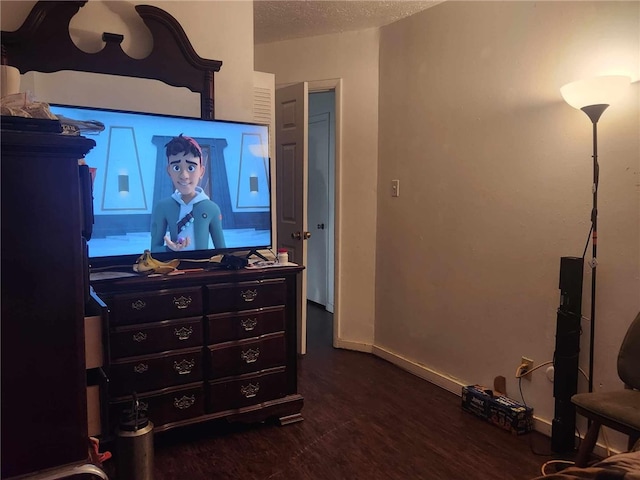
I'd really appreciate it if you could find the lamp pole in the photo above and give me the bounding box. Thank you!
[557,75,631,452]
[580,104,608,393]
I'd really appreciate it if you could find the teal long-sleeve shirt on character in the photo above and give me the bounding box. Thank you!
[150,192,226,253]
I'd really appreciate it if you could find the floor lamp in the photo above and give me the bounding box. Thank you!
[559,75,631,394]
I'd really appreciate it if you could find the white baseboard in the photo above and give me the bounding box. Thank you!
[371,344,465,396]
[334,338,373,353]
[333,340,619,459]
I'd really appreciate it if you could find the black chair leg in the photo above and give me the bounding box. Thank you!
[576,420,601,468]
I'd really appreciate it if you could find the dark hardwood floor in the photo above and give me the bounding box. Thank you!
[108,302,558,479]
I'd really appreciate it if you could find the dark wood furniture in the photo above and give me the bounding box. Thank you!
[0,127,96,478]
[1,1,222,119]
[92,267,304,436]
[1,4,301,477]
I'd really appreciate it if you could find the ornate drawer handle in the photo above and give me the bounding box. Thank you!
[173,295,192,309]
[241,317,258,331]
[240,348,260,364]
[131,299,146,311]
[134,363,149,374]
[241,289,258,302]
[132,332,148,342]
[240,382,260,398]
[173,358,195,375]
[174,326,193,340]
[173,395,195,410]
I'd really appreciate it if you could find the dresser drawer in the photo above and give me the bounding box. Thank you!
[109,287,203,325]
[207,333,286,379]
[109,347,203,397]
[205,278,286,314]
[207,367,287,413]
[206,306,285,344]
[110,383,205,430]
[110,317,203,359]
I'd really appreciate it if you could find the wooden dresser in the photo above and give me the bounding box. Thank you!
[91,266,304,436]
[2,3,302,472]
[0,127,96,478]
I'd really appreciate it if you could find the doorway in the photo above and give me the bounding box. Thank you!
[306,80,340,350]
[275,79,341,354]
[307,90,335,315]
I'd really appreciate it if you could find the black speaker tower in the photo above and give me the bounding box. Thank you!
[551,256,584,453]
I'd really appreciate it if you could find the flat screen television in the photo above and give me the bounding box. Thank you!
[49,104,273,271]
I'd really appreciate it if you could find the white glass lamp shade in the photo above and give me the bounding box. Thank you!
[560,75,631,109]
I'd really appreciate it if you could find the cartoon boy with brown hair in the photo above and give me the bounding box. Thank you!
[150,134,225,252]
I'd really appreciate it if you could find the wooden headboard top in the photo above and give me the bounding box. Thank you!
[1,1,222,119]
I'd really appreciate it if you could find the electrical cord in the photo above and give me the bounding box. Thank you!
[515,360,554,379]
[518,376,527,407]
[515,360,589,458]
[529,317,612,472]
[180,257,221,263]
[540,459,576,476]
[514,359,588,384]
[515,373,556,457]
[520,356,613,472]
[538,424,588,476]
[90,264,136,271]
[582,224,593,259]
[578,367,589,381]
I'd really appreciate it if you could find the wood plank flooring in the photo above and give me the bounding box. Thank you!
[113,302,558,479]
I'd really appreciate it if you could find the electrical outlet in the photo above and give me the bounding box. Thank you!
[519,356,534,380]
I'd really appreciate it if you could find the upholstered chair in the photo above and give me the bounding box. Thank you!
[571,310,640,467]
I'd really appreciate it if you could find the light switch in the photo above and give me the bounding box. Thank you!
[391,179,400,197]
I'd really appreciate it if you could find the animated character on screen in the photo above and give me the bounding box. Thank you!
[150,134,226,252]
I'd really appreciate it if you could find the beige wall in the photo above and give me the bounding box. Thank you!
[375,0,639,444]
[256,29,380,345]
[257,1,639,450]
[0,0,255,121]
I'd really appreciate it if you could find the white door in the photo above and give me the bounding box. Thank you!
[276,82,309,355]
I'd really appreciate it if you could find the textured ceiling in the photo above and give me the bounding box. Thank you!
[254,1,440,45]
